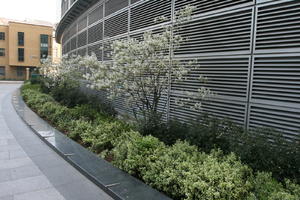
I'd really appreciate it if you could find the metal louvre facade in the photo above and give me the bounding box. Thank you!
[57,0,300,140]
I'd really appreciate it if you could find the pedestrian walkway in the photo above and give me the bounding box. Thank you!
[0,83,113,200]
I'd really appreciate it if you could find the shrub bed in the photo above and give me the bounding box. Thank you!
[20,83,300,200]
[152,117,300,183]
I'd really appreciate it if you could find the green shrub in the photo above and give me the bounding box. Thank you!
[138,112,167,137]
[113,131,165,176]
[113,138,253,200]
[22,90,55,109]
[251,172,300,200]
[70,104,109,121]
[141,141,205,199]
[68,119,93,141]
[50,106,72,124]
[82,120,131,154]
[56,118,74,132]
[37,102,59,118]
[285,179,300,199]
[21,82,41,92]
[149,115,300,184]
[230,128,300,183]
[50,84,86,107]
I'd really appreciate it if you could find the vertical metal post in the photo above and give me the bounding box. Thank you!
[102,2,105,61]
[166,0,175,122]
[245,4,258,130]
[128,0,131,39]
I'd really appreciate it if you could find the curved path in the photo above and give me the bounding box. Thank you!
[0,83,113,200]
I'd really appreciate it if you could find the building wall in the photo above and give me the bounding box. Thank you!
[0,25,9,79]
[58,0,300,140]
[8,22,53,67]
[52,35,62,64]
[0,22,53,80]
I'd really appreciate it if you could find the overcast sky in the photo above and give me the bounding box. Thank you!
[0,0,61,24]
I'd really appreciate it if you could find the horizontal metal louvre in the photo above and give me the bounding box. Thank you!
[69,24,77,37]
[252,55,300,104]
[77,30,87,47]
[70,37,77,50]
[130,0,172,31]
[89,5,103,25]
[90,90,112,107]
[113,96,132,114]
[88,43,103,61]
[256,0,300,51]
[103,36,127,60]
[77,48,87,57]
[131,0,141,4]
[78,16,87,31]
[104,11,128,37]
[70,51,77,56]
[169,96,246,124]
[88,22,103,44]
[249,105,300,140]
[172,57,250,99]
[175,8,252,55]
[112,93,168,119]
[175,0,253,16]
[59,0,300,139]
[63,30,70,44]
[105,0,128,17]
[62,35,67,47]
[103,40,113,61]
[130,28,164,40]
[66,41,71,53]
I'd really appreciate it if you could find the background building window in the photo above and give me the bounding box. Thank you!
[18,32,24,46]
[18,48,24,61]
[40,34,49,59]
[0,48,5,56]
[0,66,5,76]
[16,67,23,77]
[0,32,5,40]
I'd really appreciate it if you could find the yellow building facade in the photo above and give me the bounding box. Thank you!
[52,30,62,64]
[0,18,53,80]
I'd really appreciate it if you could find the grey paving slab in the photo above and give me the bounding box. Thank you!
[0,168,11,183]
[0,157,33,171]
[0,139,8,146]
[0,84,113,200]
[10,164,42,180]
[38,163,84,187]
[8,149,27,160]
[0,144,22,152]
[56,179,113,200]
[0,195,13,200]
[14,188,65,200]
[0,175,52,197]
[0,151,9,160]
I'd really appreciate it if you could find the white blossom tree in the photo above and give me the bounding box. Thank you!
[81,5,212,123]
[40,55,84,88]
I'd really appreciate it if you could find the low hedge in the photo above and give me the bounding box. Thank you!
[20,83,300,200]
[149,114,300,183]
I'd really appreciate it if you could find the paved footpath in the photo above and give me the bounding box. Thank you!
[0,83,113,200]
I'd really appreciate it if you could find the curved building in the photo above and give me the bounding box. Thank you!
[56,0,300,140]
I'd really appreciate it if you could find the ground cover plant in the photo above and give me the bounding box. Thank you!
[21,82,300,200]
